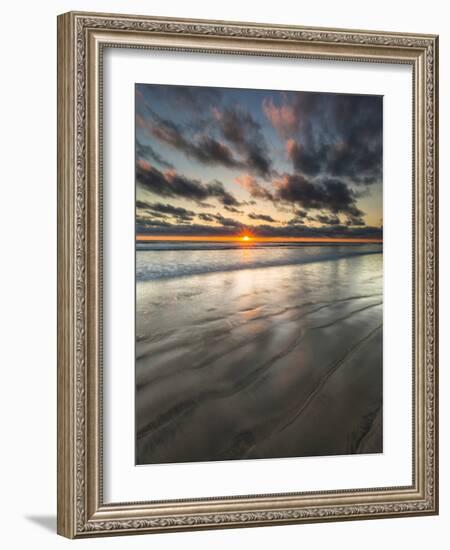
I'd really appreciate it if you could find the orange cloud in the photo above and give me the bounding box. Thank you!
[262,97,298,137]
[137,158,152,171]
[234,174,274,201]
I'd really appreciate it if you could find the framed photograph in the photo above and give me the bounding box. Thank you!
[57,11,439,538]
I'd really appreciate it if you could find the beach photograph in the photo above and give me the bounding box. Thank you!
[135,83,383,465]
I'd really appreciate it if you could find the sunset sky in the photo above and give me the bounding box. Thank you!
[135,84,383,242]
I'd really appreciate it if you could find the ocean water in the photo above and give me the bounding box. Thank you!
[135,242,383,465]
[136,241,382,281]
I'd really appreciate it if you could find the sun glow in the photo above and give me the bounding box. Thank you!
[242,235,251,242]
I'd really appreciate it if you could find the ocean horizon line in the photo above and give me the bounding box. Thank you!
[136,237,383,244]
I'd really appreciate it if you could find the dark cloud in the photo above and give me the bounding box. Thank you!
[235,173,365,224]
[294,209,309,219]
[136,201,196,222]
[137,84,224,137]
[136,161,241,207]
[275,221,381,239]
[224,205,244,214]
[138,84,221,114]
[214,107,272,178]
[197,213,215,223]
[284,209,312,225]
[207,180,242,206]
[136,140,174,170]
[285,219,311,227]
[274,175,364,218]
[314,214,341,226]
[136,200,151,210]
[144,104,273,178]
[285,139,322,177]
[194,136,241,168]
[144,211,168,219]
[248,212,277,223]
[197,213,243,228]
[346,216,366,227]
[277,223,380,239]
[138,112,242,170]
[266,93,382,186]
[136,218,174,233]
[160,85,221,114]
[136,200,169,219]
[137,220,382,240]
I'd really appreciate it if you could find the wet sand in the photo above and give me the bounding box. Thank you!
[136,251,382,464]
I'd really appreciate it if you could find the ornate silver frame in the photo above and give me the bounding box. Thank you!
[57,11,439,538]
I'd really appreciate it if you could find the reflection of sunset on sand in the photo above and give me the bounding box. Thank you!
[135,247,382,465]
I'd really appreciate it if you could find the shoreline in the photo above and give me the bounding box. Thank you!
[136,243,382,282]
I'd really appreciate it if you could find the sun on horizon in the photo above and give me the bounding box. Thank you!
[136,234,382,244]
